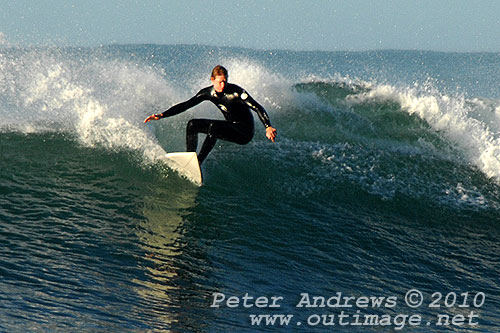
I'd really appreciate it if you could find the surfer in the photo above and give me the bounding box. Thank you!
[144,65,277,165]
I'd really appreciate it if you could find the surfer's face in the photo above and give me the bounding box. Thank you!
[211,75,227,93]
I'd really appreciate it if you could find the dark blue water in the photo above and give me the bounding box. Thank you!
[1,45,499,331]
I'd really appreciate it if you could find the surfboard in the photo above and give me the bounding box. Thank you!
[158,152,203,186]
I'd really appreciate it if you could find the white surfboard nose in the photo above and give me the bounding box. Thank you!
[159,152,203,186]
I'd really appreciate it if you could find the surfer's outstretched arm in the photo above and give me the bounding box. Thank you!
[144,89,208,123]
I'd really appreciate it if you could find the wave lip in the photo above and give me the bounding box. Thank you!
[342,81,500,183]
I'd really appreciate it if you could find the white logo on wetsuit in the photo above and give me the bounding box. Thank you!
[223,92,238,100]
[218,104,228,112]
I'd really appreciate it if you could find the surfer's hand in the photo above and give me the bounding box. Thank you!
[144,114,161,123]
[266,126,277,142]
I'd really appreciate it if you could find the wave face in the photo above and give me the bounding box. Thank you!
[1,45,500,331]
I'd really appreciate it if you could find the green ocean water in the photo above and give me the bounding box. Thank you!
[1,45,500,331]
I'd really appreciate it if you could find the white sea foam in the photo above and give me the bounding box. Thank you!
[0,48,181,163]
[348,82,500,182]
[218,57,295,113]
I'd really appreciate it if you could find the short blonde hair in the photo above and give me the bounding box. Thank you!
[211,65,228,79]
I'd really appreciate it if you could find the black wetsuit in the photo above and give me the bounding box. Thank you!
[158,83,272,164]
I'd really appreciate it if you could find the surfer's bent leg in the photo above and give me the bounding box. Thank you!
[186,119,253,164]
[186,119,207,152]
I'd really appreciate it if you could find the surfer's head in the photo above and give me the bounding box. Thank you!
[211,65,228,93]
[211,65,228,79]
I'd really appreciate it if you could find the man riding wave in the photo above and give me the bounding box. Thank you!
[144,65,277,165]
